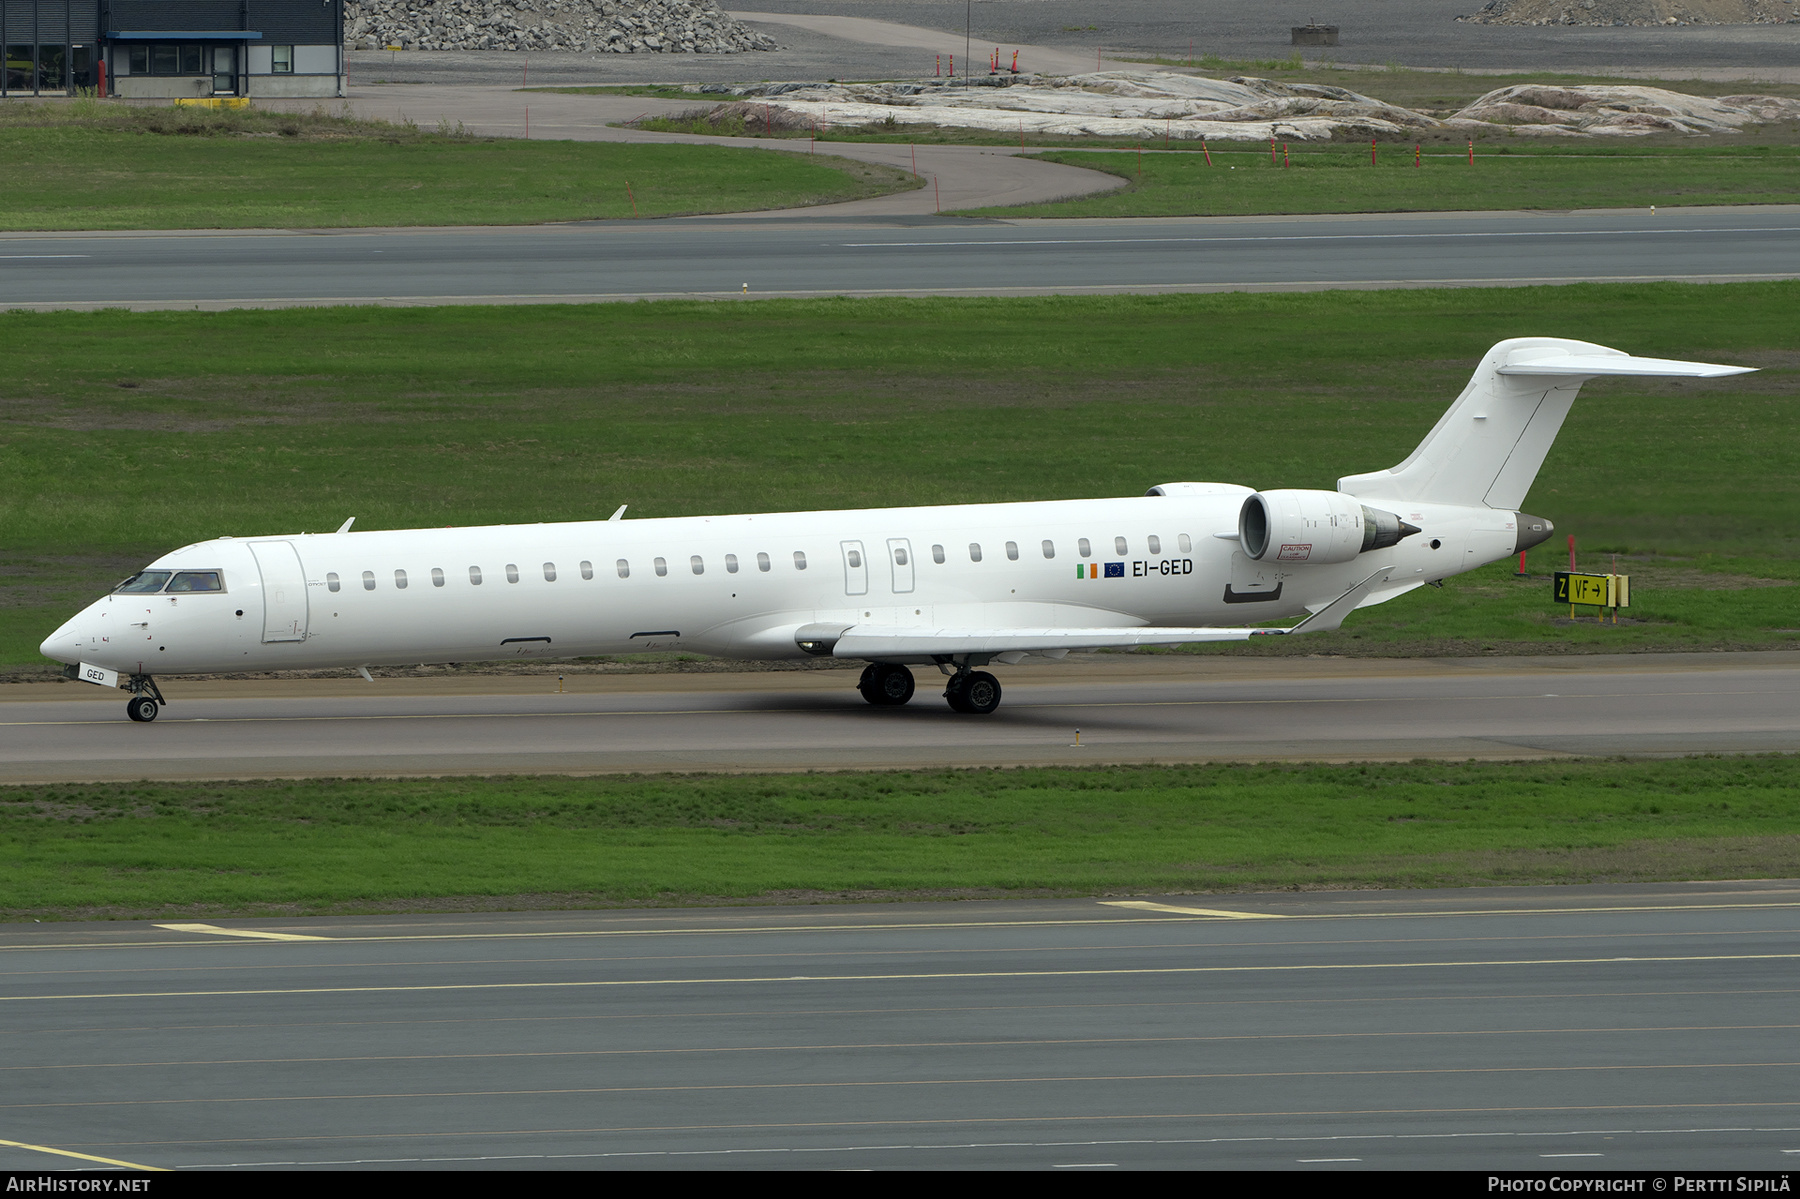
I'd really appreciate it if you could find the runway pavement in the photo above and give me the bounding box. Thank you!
[3,881,1798,1171]
[4,205,1797,310]
[3,651,1795,783]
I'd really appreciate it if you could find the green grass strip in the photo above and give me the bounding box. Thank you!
[5,757,1796,919]
[970,145,1800,218]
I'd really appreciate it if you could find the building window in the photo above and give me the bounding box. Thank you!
[431,568,444,587]
[1148,535,1162,555]
[505,564,520,583]
[1005,541,1019,561]
[361,570,375,591]
[616,559,630,579]
[969,543,982,563]
[725,554,739,574]
[793,551,807,570]
[272,45,294,74]
[128,45,149,73]
[469,566,482,585]
[757,552,771,572]
[932,544,945,564]
[691,555,704,575]
[654,557,667,577]
[580,560,593,580]
[394,569,408,590]
[327,572,340,593]
[543,562,557,582]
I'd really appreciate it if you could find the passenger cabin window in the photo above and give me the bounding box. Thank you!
[115,571,172,594]
[932,544,945,564]
[469,566,483,585]
[969,543,982,563]
[654,557,668,577]
[757,552,771,572]
[1079,538,1092,558]
[793,551,807,570]
[1005,541,1019,561]
[846,549,862,568]
[362,571,375,591]
[1114,536,1128,556]
[580,561,593,580]
[543,562,557,582]
[1041,540,1055,560]
[894,546,909,566]
[327,572,341,593]
[431,568,445,587]
[1179,534,1192,553]
[616,559,630,579]
[1148,535,1162,555]
[725,554,739,574]
[506,564,520,584]
[394,569,408,590]
[167,571,222,593]
[691,555,704,576]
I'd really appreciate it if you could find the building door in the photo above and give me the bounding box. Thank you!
[887,538,914,594]
[840,540,868,597]
[210,44,235,94]
[249,540,310,643]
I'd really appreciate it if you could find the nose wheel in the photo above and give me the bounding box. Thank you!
[123,674,166,723]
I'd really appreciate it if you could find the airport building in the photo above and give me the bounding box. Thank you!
[3,0,345,98]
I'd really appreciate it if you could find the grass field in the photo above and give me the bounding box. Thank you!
[4,756,1795,919]
[962,144,1800,218]
[0,101,914,229]
[3,284,1794,669]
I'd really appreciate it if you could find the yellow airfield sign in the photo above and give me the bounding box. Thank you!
[1554,571,1630,609]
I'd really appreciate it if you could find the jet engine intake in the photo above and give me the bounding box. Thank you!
[1239,490,1419,564]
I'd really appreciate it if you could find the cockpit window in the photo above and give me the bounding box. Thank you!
[115,571,172,593]
[167,571,223,593]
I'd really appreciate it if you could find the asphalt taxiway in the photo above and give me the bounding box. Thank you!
[2,881,1798,1171]
[5,206,1797,310]
[2,651,1794,783]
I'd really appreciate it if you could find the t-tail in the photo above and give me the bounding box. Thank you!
[1337,338,1754,515]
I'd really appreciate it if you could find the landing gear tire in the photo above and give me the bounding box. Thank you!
[126,696,159,723]
[858,663,915,707]
[944,670,1001,715]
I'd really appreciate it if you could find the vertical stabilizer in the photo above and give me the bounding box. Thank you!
[1337,338,1752,510]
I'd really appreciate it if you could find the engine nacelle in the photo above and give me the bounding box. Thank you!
[1239,490,1419,564]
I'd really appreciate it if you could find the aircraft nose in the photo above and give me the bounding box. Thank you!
[39,613,86,665]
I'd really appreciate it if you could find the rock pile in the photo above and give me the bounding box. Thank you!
[659,71,1800,141]
[1458,0,1799,25]
[345,0,779,52]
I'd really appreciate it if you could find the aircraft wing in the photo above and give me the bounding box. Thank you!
[805,567,1396,659]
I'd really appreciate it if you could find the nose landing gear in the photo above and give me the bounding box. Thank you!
[124,675,166,723]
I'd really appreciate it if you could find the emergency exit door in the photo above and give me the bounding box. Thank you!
[249,540,309,642]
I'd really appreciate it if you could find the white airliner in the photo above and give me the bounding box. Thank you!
[41,338,1751,722]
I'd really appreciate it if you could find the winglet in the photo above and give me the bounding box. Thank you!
[336,517,356,534]
[609,505,628,522]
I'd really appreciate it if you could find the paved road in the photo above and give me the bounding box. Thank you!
[3,652,1794,783]
[3,882,1798,1171]
[4,206,1796,310]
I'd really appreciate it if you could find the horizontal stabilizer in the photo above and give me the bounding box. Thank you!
[1497,354,1754,379]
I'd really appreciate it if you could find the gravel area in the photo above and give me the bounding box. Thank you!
[346,2,1800,89]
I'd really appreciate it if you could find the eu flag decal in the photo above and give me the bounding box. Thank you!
[1104,562,1125,578]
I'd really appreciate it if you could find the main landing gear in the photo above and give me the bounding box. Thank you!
[124,674,165,723]
[855,663,1003,714]
[858,662,916,707]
